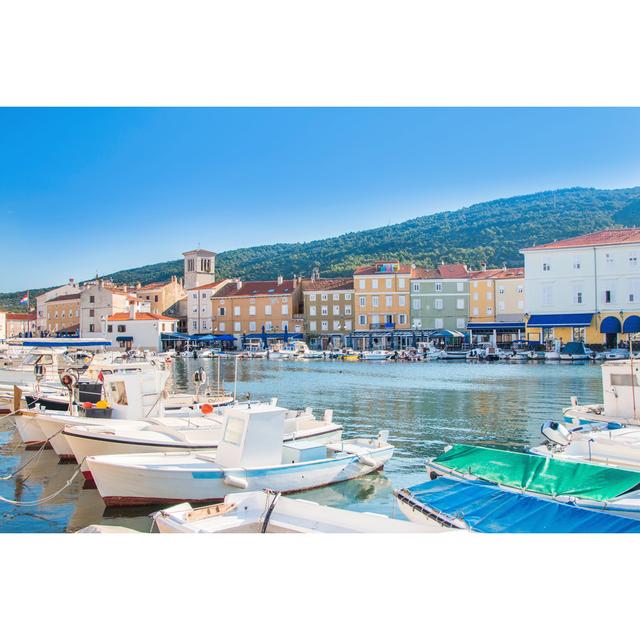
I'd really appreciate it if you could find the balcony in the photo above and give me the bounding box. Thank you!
[370,322,395,330]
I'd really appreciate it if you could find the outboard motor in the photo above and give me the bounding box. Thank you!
[193,367,207,402]
[541,420,571,450]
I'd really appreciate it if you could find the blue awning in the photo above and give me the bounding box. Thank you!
[21,339,112,347]
[527,313,593,328]
[115,336,134,341]
[161,332,191,340]
[623,315,640,333]
[244,333,303,340]
[429,329,465,338]
[467,322,525,330]
[398,477,640,533]
[600,316,622,334]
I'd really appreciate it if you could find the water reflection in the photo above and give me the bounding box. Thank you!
[0,359,602,532]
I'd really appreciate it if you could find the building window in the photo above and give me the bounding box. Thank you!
[359,296,365,307]
[630,252,638,267]
[412,299,421,310]
[412,282,419,293]
[309,305,316,316]
[435,299,443,310]
[456,318,465,329]
[344,320,352,330]
[486,291,492,300]
[435,282,442,292]
[333,305,340,315]
[434,318,444,329]
[234,321,241,332]
[455,298,464,309]
[262,305,270,316]
[282,304,289,315]
[89,309,95,317]
[249,305,256,316]
[265,321,272,331]
[89,324,95,332]
[456,282,463,292]
[344,293,351,301]
[605,253,614,265]
[321,306,328,316]
[573,288,583,304]
[498,286,505,295]
[473,307,479,316]
[385,295,392,307]
[192,320,197,329]
[234,306,240,316]
[517,285,523,294]
[399,295,406,306]
[192,293,197,300]
[321,293,328,301]
[187,258,195,271]
[372,314,380,324]
[219,307,226,316]
[371,279,378,289]
[385,278,392,289]
[358,315,366,325]
[359,280,365,289]
[372,296,379,307]
[309,321,317,331]
[89,295,95,303]
[107,325,113,333]
[486,307,493,315]
[249,321,256,331]
[573,256,581,270]
[473,281,478,288]
[498,301,505,311]
[344,305,352,315]
[543,262,551,272]
[398,314,406,324]
[473,292,478,301]
[604,290,614,304]
[117,324,126,332]
[398,278,405,288]
[219,322,226,331]
[309,293,316,301]
[321,320,329,331]
[333,293,340,301]
[333,320,340,330]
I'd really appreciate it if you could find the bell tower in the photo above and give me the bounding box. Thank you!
[183,248,216,290]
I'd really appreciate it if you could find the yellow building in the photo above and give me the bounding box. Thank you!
[45,292,81,335]
[134,276,185,315]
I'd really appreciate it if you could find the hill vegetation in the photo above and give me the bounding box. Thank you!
[3,186,640,310]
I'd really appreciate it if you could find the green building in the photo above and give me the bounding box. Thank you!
[410,264,470,331]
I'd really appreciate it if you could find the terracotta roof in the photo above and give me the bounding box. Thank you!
[469,267,524,280]
[7,312,36,320]
[188,280,229,292]
[413,263,469,279]
[47,293,81,303]
[136,281,170,290]
[354,262,414,275]
[521,228,640,252]
[213,279,298,298]
[107,312,176,322]
[302,277,353,292]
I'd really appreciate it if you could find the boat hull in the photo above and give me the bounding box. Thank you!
[88,445,393,507]
[14,413,49,448]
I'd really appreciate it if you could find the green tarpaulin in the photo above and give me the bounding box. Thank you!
[432,444,640,502]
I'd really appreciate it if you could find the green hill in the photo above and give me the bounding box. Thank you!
[3,186,640,310]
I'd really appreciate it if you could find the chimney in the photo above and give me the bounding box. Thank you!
[440,259,445,266]
[129,302,136,320]
[277,275,283,285]
[502,263,507,271]
[481,263,487,271]
[411,263,416,270]
[123,285,128,293]
[136,282,142,289]
[236,280,242,291]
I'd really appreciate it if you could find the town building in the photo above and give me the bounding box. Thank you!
[410,263,470,333]
[521,228,640,347]
[105,301,177,351]
[211,276,304,348]
[467,266,525,345]
[186,280,234,335]
[35,278,80,332]
[79,281,133,339]
[0,311,6,341]
[44,292,81,336]
[352,261,414,349]
[302,277,354,349]
[183,248,216,290]
[5,312,37,337]
[134,276,185,316]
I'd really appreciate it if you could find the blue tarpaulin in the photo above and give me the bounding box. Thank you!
[399,477,640,533]
[527,313,593,327]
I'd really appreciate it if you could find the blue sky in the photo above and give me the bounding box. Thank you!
[1,107,639,291]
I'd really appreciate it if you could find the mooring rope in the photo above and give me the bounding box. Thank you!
[0,426,66,481]
[0,462,84,506]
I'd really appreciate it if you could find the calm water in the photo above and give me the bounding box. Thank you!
[0,359,603,532]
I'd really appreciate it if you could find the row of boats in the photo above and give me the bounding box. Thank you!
[4,339,640,533]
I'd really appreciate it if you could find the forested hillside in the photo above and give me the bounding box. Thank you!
[3,186,640,310]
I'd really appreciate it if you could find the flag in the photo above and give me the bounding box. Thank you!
[19,292,29,305]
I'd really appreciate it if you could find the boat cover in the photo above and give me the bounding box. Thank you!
[402,477,640,533]
[432,444,640,502]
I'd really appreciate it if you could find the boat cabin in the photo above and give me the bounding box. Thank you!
[601,359,640,420]
[102,367,171,419]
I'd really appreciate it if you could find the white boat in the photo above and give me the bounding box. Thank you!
[562,359,640,429]
[153,490,443,533]
[597,348,632,361]
[268,340,322,360]
[87,404,394,507]
[438,349,469,360]
[360,350,391,361]
[544,350,561,360]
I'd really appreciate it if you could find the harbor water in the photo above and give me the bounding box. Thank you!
[0,358,603,532]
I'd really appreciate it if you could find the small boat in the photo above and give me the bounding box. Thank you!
[503,340,533,361]
[153,490,443,533]
[360,350,391,361]
[395,475,640,533]
[87,404,394,507]
[438,349,469,361]
[559,341,592,361]
[425,443,640,518]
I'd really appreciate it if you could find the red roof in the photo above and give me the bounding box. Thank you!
[47,293,81,303]
[302,277,353,292]
[521,228,640,252]
[469,267,524,280]
[188,280,229,292]
[107,312,176,322]
[413,263,469,279]
[7,312,36,320]
[136,281,170,291]
[213,279,298,298]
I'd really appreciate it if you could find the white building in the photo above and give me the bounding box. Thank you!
[35,278,80,332]
[79,281,132,340]
[106,301,177,351]
[521,228,640,346]
[186,280,233,335]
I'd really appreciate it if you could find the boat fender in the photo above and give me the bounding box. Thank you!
[358,455,378,467]
[224,474,248,489]
[541,420,571,448]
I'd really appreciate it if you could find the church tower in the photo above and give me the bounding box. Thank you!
[183,248,216,290]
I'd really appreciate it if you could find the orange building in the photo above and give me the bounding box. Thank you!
[211,276,304,346]
[134,276,185,316]
[44,292,81,335]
